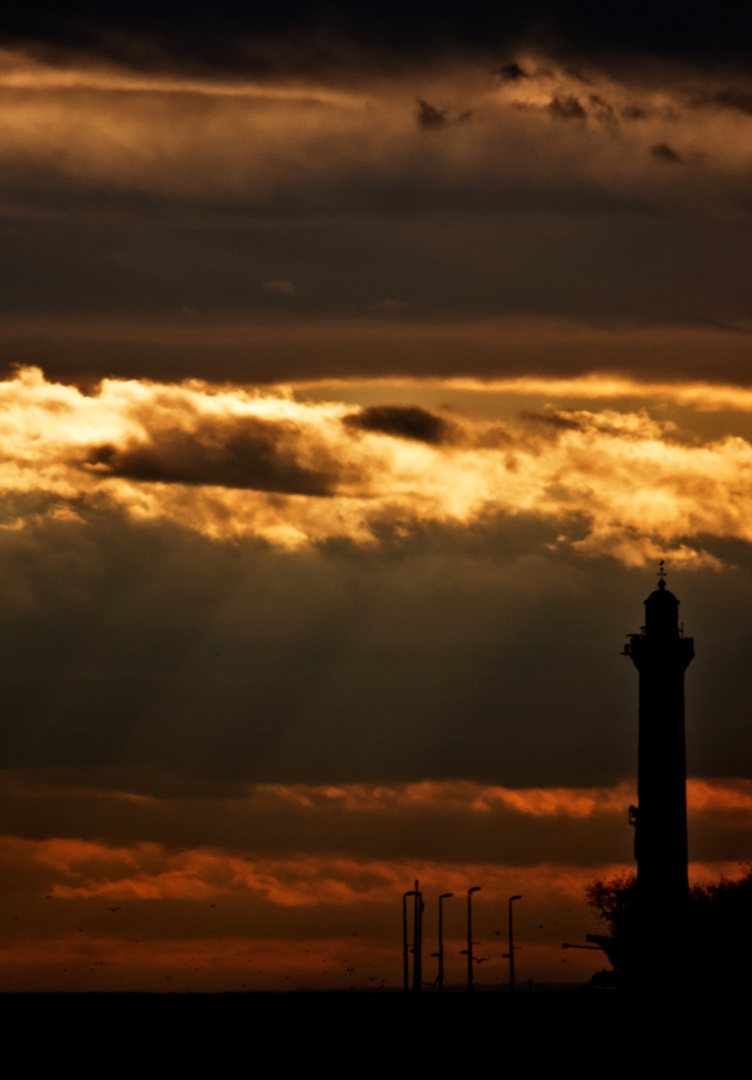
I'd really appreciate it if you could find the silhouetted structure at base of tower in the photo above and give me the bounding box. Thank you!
[624,570,694,955]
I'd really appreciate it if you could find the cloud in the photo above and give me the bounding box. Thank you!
[0,496,750,800]
[14,836,613,908]
[548,95,587,120]
[0,43,746,218]
[376,299,410,311]
[256,779,636,818]
[7,366,752,562]
[0,824,747,990]
[414,99,471,131]
[4,317,752,388]
[0,44,752,345]
[343,404,455,444]
[0,829,640,989]
[0,467,751,890]
[709,87,752,116]
[495,61,529,82]
[433,371,752,413]
[650,141,682,163]
[85,415,343,496]
[263,279,297,295]
[621,105,651,120]
[519,407,584,432]
[588,93,618,127]
[415,98,449,130]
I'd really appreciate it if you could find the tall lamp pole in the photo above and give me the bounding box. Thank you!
[466,886,481,993]
[438,893,452,992]
[508,894,521,994]
[403,890,417,993]
[412,880,423,994]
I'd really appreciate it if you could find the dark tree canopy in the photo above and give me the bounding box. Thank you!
[585,868,752,991]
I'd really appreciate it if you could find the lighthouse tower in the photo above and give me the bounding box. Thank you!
[624,566,694,912]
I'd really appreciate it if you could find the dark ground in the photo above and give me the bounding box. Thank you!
[5,989,745,1063]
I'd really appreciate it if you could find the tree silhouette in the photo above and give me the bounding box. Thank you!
[584,873,639,978]
[585,866,752,991]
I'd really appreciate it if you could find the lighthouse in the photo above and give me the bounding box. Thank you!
[623,567,694,913]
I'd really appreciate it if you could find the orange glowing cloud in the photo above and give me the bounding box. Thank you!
[686,778,752,823]
[0,831,626,907]
[255,780,637,817]
[0,827,747,991]
[2,780,749,908]
[255,777,752,823]
[4,366,752,564]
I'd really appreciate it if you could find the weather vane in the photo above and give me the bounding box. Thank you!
[658,559,666,583]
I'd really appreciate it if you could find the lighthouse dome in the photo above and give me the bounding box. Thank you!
[644,578,680,635]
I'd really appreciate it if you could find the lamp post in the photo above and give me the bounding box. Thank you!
[438,893,452,992]
[508,894,521,994]
[412,880,423,994]
[466,886,481,993]
[403,890,417,993]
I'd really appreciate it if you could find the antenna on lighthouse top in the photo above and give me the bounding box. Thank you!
[658,559,667,588]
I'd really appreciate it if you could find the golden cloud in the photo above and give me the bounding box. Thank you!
[0,45,751,208]
[4,367,752,563]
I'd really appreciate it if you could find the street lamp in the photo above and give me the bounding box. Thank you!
[403,890,417,993]
[412,880,424,994]
[508,894,521,994]
[466,886,481,993]
[438,893,453,992]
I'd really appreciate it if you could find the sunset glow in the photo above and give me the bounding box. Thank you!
[1,6,751,994]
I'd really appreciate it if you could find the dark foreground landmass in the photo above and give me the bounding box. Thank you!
[4,987,747,1064]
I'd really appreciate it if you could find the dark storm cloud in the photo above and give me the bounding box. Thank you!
[84,416,344,496]
[548,95,587,121]
[6,314,752,390]
[588,94,618,127]
[650,142,682,163]
[688,85,752,116]
[495,61,529,82]
[0,25,751,384]
[712,86,752,115]
[415,99,449,130]
[414,99,471,131]
[519,408,584,432]
[344,405,455,445]
[2,41,752,364]
[0,503,748,796]
[621,105,652,121]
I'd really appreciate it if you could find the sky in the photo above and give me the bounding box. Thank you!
[1,2,752,992]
